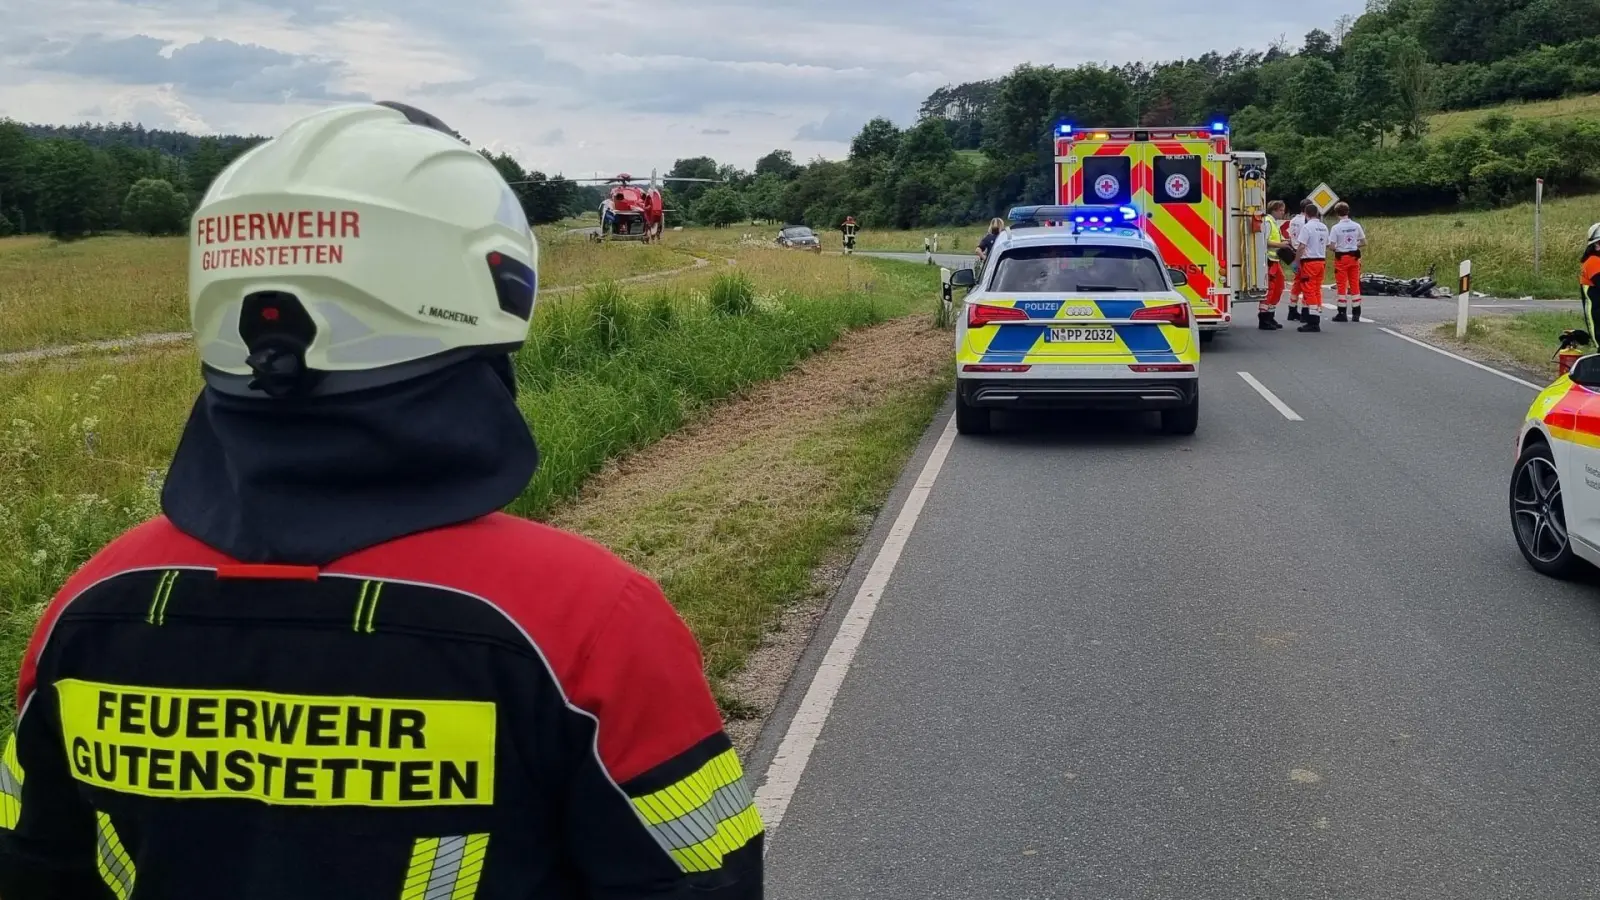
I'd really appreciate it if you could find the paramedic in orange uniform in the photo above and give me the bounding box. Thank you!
[1293,205,1330,332]
[1285,200,1313,320]
[1259,200,1289,330]
[1582,223,1600,337]
[1328,202,1367,322]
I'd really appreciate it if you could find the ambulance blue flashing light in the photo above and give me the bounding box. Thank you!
[1057,122,1073,135]
[1007,204,1142,235]
[1211,121,1228,132]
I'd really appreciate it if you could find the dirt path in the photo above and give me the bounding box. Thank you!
[0,256,715,368]
[546,313,953,757]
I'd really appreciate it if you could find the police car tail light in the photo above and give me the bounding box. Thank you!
[1130,303,1189,328]
[963,364,1032,373]
[1129,363,1196,373]
[968,303,1029,327]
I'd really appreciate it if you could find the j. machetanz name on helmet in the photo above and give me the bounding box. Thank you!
[419,305,479,326]
[195,208,362,272]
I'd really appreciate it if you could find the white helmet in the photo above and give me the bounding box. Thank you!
[189,101,538,398]
[1588,222,1600,249]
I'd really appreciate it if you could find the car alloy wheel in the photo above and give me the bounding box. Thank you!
[1510,446,1579,577]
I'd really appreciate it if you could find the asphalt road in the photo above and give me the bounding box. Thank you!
[757,295,1600,899]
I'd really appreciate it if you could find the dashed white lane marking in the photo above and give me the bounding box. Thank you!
[1379,327,1542,391]
[755,413,959,843]
[1238,371,1303,420]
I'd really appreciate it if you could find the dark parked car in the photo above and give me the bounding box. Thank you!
[776,225,822,252]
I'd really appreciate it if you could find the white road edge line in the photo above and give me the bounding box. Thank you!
[755,413,959,844]
[1378,327,1542,391]
[1237,371,1303,421]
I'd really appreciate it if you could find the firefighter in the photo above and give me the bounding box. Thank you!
[1285,200,1314,321]
[1259,200,1290,330]
[0,102,763,899]
[1581,223,1600,337]
[1328,201,1367,322]
[1293,204,1330,332]
[839,215,859,254]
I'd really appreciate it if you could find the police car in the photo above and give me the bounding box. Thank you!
[1511,356,1600,578]
[944,204,1200,435]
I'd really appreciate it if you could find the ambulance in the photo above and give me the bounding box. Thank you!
[1055,122,1269,342]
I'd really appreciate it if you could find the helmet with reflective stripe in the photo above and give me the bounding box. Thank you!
[1588,222,1600,249]
[189,101,538,399]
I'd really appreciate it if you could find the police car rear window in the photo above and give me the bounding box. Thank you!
[989,245,1168,293]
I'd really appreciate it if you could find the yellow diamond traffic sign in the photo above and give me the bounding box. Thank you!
[1307,183,1339,214]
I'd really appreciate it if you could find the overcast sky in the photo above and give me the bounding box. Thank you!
[0,0,1365,176]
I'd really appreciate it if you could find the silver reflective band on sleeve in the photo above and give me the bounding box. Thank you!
[0,733,23,830]
[628,747,764,873]
[96,812,137,900]
[402,833,488,899]
[642,777,755,851]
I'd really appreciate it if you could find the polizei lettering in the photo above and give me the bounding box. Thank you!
[56,679,496,808]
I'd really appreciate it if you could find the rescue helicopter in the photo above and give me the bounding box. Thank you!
[569,170,722,243]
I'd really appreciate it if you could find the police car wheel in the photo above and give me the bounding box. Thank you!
[1510,439,1584,579]
[1159,391,1199,435]
[955,393,991,434]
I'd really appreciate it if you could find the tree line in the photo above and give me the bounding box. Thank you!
[663,0,1600,229]
[0,120,591,240]
[5,0,1600,239]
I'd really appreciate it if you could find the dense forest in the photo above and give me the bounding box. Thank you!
[3,0,1599,239]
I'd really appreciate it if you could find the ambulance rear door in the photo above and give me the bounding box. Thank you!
[1230,152,1268,297]
[1137,132,1230,325]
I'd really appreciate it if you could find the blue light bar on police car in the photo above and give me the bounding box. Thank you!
[1007,204,1141,234]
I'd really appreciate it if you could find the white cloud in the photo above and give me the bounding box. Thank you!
[0,0,1368,175]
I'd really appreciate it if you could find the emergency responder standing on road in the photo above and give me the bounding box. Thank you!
[1293,205,1330,332]
[840,215,859,254]
[1259,200,1290,330]
[1581,223,1600,336]
[1329,201,1367,322]
[0,102,764,900]
[1284,200,1313,321]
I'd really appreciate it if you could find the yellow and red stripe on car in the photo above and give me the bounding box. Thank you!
[1533,377,1600,449]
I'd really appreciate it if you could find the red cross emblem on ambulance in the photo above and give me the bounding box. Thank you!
[1094,175,1120,199]
[1165,174,1191,198]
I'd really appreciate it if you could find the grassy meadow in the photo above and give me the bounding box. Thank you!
[1425,93,1600,139]
[1436,307,1588,374]
[0,228,700,353]
[0,241,944,716]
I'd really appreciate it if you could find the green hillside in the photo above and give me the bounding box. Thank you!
[1428,94,1600,138]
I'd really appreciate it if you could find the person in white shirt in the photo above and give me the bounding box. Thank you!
[1292,206,1330,332]
[1328,201,1367,322]
[1284,200,1313,321]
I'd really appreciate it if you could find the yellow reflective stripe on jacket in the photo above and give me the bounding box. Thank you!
[629,747,762,872]
[401,834,488,899]
[0,732,23,829]
[95,811,137,900]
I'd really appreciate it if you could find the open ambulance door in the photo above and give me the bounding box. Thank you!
[1228,152,1269,299]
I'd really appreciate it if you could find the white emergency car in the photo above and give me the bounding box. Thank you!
[1511,357,1600,577]
[944,205,1200,435]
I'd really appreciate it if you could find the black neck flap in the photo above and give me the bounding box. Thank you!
[162,356,537,565]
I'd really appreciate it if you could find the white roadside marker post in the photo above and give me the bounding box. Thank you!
[1456,259,1472,338]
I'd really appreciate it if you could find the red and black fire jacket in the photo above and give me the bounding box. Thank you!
[0,513,763,898]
